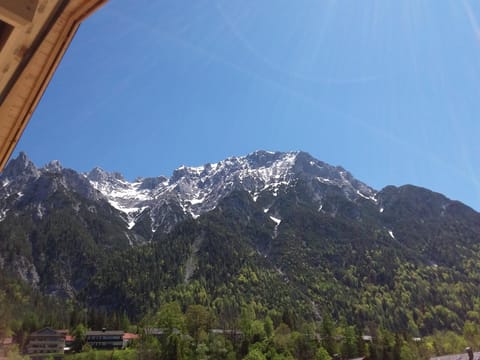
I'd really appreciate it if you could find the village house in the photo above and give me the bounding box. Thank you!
[209,328,244,342]
[65,335,75,352]
[145,327,244,343]
[122,333,139,348]
[26,327,65,360]
[143,327,179,340]
[143,327,165,339]
[85,329,124,349]
[0,336,14,358]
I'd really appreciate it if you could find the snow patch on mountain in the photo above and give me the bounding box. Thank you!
[0,150,375,234]
[88,169,153,227]
[356,190,377,203]
[83,150,376,232]
[0,209,8,222]
[0,151,376,237]
[85,151,300,229]
[269,216,281,225]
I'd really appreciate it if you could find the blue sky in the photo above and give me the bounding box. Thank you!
[14,0,480,210]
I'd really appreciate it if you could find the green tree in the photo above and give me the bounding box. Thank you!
[320,314,336,356]
[194,342,209,360]
[162,332,189,360]
[240,304,257,336]
[243,348,267,360]
[316,346,332,360]
[249,320,266,343]
[208,333,234,360]
[291,331,317,360]
[399,343,417,360]
[273,323,293,353]
[136,335,161,360]
[341,325,358,359]
[72,323,87,352]
[0,290,12,339]
[5,344,28,360]
[264,316,274,338]
[185,305,211,342]
[156,302,185,332]
[463,320,479,344]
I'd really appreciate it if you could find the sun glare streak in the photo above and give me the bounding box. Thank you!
[446,103,480,203]
[213,0,379,85]
[463,0,480,42]
[436,131,480,204]
[213,0,329,82]
[104,3,380,111]
[364,1,480,200]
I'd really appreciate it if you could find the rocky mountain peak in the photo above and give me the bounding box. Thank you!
[245,150,298,167]
[171,166,195,183]
[1,152,40,179]
[78,150,379,233]
[87,167,109,182]
[138,176,168,190]
[291,151,375,199]
[43,160,63,173]
[87,167,125,183]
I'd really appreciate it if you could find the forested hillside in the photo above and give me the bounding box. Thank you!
[1,151,480,359]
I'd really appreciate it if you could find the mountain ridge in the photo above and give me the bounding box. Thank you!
[2,150,379,235]
[1,150,480,336]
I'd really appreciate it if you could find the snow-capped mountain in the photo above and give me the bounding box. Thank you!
[84,150,377,234]
[2,149,479,312]
[0,151,378,235]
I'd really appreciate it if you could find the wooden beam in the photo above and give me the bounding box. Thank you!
[0,0,39,26]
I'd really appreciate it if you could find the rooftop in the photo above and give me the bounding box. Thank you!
[86,330,124,336]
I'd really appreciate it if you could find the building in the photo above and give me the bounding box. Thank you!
[85,329,124,349]
[26,327,65,359]
[0,0,108,171]
[122,333,139,348]
[63,335,75,353]
[361,335,372,342]
[0,336,14,358]
[209,329,244,341]
[143,327,171,340]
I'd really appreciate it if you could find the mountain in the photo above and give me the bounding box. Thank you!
[1,150,480,335]
[0,153,133,297]
[85,150,375,236]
